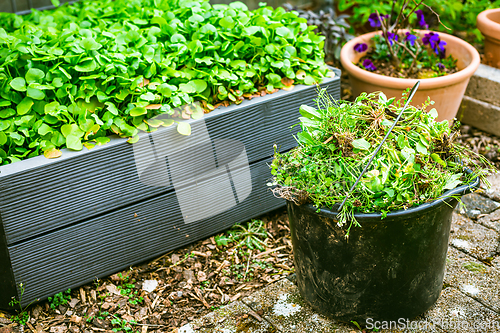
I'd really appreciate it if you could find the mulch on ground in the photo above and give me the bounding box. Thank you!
[0,209,294,333]
[457,125,500,169]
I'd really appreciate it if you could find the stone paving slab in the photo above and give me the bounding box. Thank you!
[459,193,500,219]
[423,287,500,333]
[178,301,277,333]
[241,279,354,333]
[493,256,500,270]
[464,64,500,107]
[444,246,500,314]
[181,264,499,333]
[478,208,500,233]
[481,173,500,202]
[450,213,499,261]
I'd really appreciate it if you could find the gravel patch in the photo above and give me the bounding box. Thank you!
[444,247,500,313]
[241,279,354,333]
[481,173,500,202]
[459,194,500,219]
[178,301,276,333]
[450,214,499,261]
[424,288,500,333]
[477,208,500,233]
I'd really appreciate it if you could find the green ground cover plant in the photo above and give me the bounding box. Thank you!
[48,288,71,309]
[270,89,495,231]
[0,0,329,164]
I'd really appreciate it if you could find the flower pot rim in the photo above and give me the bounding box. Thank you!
[340,29,480,90]
[296,173,479,222]
[477,8,500,41]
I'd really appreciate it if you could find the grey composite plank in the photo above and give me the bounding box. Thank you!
[0,73,340,245]
[8,158,284,306]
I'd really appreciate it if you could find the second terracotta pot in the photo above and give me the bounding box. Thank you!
[477,8,500,68]
[340,30,480,122]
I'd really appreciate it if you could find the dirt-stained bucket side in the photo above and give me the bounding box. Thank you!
[286,177,479,324]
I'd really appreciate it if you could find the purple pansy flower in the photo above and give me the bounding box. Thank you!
[415,9,428,29]
[437,62,445,70]
[354,43,368,52]
[386,32,398,46]
[437,40,447,58]
[422,32,434,45]
[368,13,388,28]
[423,32,447,58]
[363,58,377,71]
[422,32,440,48]
[405,32,417,47]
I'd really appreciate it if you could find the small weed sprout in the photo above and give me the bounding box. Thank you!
[48,288,71,309]
[111,273,144,305]
[215,219,268,250]
[111,314,137,333]
[9,283,38,326]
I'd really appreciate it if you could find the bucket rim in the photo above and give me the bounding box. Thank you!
[291,173,480,222]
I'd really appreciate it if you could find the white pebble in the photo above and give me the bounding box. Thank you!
[451,239,471,249]
[178,324,194,333]
[461,284,480,296]
[273,294,301,317]
[142,279,158,292]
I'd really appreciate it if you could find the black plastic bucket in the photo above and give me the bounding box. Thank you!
[287,177,480,324]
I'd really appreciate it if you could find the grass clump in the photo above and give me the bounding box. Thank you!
[462,261,487,272]
[215,219,267,250]
[270,89,495,231]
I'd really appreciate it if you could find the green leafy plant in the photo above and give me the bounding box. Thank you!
[8,283,37,326]
[215,219,268,250]
[86,310,110,323]
[111,314,137,333]
[0,0,330,165]
[270,89,495,233]
[214,234,233,247]
[338,0,392,30]
[48,288,71,309]
[119,286,144,305]
[427,0,500,40]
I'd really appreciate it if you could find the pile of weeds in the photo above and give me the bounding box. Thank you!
[270,89,496,231]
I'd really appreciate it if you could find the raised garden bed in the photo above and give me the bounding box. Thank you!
[0,71,340,308]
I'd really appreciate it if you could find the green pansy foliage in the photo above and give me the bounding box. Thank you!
[0,0,328,164]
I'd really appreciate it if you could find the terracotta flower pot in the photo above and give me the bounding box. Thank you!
[477,8,500,68]
[340,30,480,122]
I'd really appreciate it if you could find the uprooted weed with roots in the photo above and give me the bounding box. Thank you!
[269,89,496,233]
